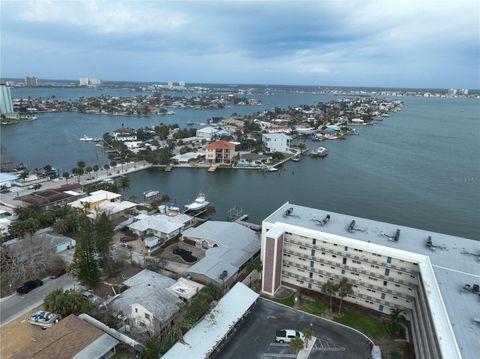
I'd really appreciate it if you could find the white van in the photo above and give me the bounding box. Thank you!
[275,329,305,343]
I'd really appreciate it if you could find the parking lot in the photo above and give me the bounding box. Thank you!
[216,298,373,359]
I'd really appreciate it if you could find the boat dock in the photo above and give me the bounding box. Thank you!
[208,165,219,172]
[235,214,262,232]
[165,165,173,172]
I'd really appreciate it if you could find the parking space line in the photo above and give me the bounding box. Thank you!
[264,354,296,358]
[270,343,289,347]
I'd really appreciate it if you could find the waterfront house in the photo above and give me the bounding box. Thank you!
[262,133,291,153]
[205,140,237,164]
[16,183,83,211]
[11,315,119,359]
[113,127,137,141]
[182,221,261,287]
[196,126,219,140]
[128,212,192,241]
[69,190,136,222]
[237,153,272,168]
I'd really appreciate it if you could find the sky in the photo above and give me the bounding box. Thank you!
[1,0,479,88]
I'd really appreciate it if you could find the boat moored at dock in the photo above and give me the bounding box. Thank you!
[310,146,328,158]
[185,193,210,212]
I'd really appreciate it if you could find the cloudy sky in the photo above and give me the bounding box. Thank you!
[1,0,479,88]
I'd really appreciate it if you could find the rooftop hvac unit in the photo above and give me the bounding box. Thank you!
[393,229,400,242]
[283,207,293,217]
[347,220,356,233]
[219,270,228,280]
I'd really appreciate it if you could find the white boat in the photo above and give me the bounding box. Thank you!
[28,311,61,328]
[80,135,94,142]
[185,193,210,212]
[166,111,175,115]
[291,156,301,162]
[310,147,328,158]
[267,166,279,172]
[187,121,194,125]
[144,190,160,198]
[323,134,338,140]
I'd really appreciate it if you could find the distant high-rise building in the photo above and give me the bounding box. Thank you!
[179,81,186,87]
[0,85,14,114]
[460,89,469,95]
[79,77,101,86]
[167,81,173,88]
[25,76,38,87]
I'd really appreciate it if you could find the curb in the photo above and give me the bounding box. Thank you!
[260,297,376,346]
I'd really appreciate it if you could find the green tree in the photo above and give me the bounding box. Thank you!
[303,328,314,347]
[20,170,29,181]
[44,288,92,317]
[103,164,110,175]
[44,164,52,173]
[68,214,99,287]
[62,171,70,184]
[93,164,100,177]
[142,337,162,359]
[77,161,86,169]
[321,280,338,312]
[119,176,130,193]
[337,277,353,314]
[95,212,114,276]
[289,337,305,357]
[85,166,93,177]
[110,160,117,168]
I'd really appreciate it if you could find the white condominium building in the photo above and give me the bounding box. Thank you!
[261,203,479,359]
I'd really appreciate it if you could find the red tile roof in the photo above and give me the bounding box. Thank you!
[206,140,236,150]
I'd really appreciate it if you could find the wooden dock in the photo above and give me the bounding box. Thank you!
[208,165,219,172]
[235,214,262,231]
[165,165,172,172]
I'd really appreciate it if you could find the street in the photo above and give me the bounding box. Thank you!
[0,274,78,327]
[0,160,151,207]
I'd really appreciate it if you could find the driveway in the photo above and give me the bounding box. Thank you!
[215,298,373,359]
[0,274,78,327]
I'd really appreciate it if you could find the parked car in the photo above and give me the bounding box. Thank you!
[16,279,43,295]
[50,267,67,279]
[120,234,138,243]
[82,290,98,302]
[275,329,305,344]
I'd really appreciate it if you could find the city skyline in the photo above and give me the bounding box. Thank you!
[1,1,479,89]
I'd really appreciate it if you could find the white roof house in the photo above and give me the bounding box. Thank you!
[262,133,291,153]
[69,190,135,219]
[128,214,188,239]
[162,283,259,359]
[69,190,121,209]
[196,126,219,140]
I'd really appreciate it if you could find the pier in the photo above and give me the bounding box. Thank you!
[235,214,262,232]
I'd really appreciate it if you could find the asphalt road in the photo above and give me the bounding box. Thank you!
[0,274,78,327]
[216,298,373,359]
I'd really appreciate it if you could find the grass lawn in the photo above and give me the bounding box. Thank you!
[270,294,295,307]
[298,297,327,317]
[333,309,389,341]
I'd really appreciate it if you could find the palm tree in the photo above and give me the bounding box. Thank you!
[321,280,338,312]
[289,337,305,357]
[77,161,86,170]
[337,277,353,314]
[93,164,99,178]
[390,307,406,325]
[103,164,110,175]
[63,171,70,184]
[303,328,314,347]
[85,166,92,178]
[44,164,52,174]
[19,170,29,181]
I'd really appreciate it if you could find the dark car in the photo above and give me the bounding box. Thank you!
[50,267,67,279]
[120,234,138,243]
[16,279,43,295]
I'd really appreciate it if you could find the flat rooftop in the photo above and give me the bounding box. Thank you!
[264,202,480,359]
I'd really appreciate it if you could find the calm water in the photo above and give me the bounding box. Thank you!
[1,89,479,238]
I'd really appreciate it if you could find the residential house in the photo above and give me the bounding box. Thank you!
[262,133,291,153]
[196,126,219,140]
[128,212,192,241]
[113,128,137,141]
[237,153,272,168]
[205,140,236,164]
[111,270,203,335]
[182,221,261,287]
[16,183,83,211]
[11,314,119,359]
[69,190,136,221]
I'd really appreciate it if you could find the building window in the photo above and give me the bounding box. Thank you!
[341,269,345,275]
[342,258,347,265]
[312,239,316,245]
[381,293,386,299]
[385,268,390,276]
[379,305,384,312]
[135,308,138,313]
[310,261,314,268]
[387,257,392,264]
[145,313,150,320]
[308,283,312,289]
[309,272,313,278]
[344,246,348,251]
[383,281,388,286]
[311,249,316,257]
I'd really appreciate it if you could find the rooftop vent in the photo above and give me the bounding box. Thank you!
[283,207,294,217]
[425,236,446,251]
[219,270,228,280]
[347,220,356,233]
[314,214,330,226]
[393,229,400,242]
